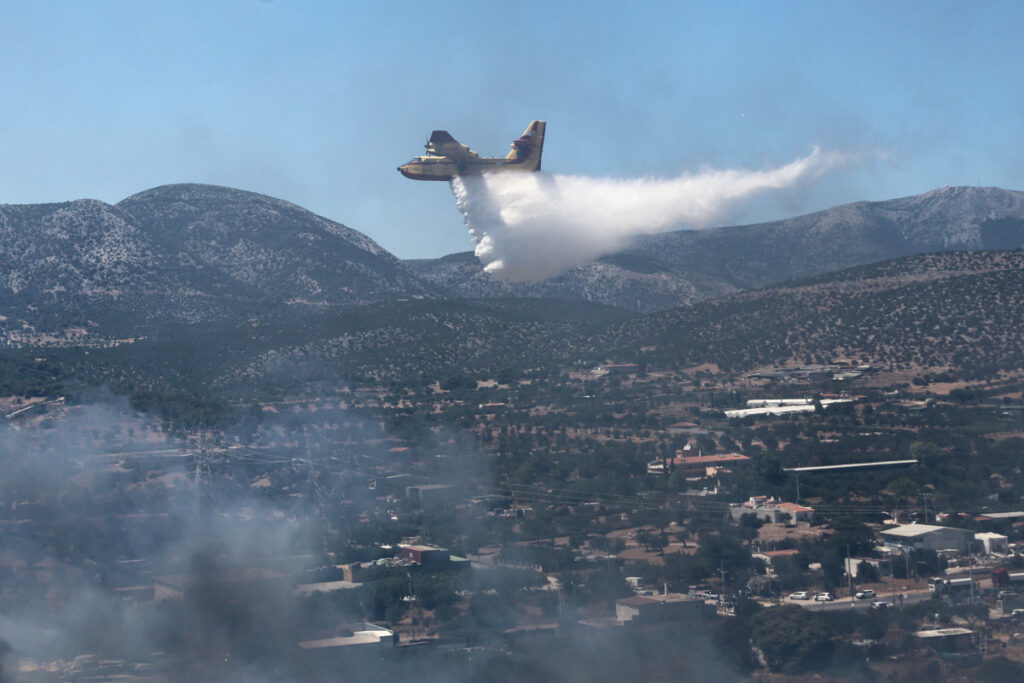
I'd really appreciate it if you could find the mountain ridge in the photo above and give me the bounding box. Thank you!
[2,183,1023,346]
[0,184,437,340]
[409,185,1024,311]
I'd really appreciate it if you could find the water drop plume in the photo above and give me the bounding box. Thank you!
[451,147,844,282]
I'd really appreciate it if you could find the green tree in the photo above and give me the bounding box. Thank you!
[773,557,808,591]
[887,477,918,501]
[749,605,834,673]
[976,656,1024,683]
[855,560,880,583]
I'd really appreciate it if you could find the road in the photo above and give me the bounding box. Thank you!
[785,590,934,612]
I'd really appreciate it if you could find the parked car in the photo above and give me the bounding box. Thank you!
[855,589,877,600]
[871,600,892,609]
[789,591,811,600]
[814,592,835,602]
[701,591,720,601]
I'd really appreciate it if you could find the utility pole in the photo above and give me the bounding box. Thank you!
[847,543,854,603]
[407,572,416,639]
[192,427,212,521]
[969,542,975,604]
[890,555,896,600]
[293,428,348,560]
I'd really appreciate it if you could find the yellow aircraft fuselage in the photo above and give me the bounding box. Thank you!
[398,121,546,181]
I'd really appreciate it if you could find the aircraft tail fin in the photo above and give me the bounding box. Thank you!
[429,130,457,145]
[506,120,545,171]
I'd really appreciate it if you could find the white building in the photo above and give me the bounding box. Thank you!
[724,398,853,419]
[975,532,1009,555]
[298,623,396,650]
[879,524,973,554]
[844,556,891,578]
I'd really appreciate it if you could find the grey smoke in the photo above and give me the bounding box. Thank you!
[0,400,327,680]
[0,396,746,680]
[451,147,845,282]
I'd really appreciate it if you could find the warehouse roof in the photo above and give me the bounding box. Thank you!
[881,524,969,538]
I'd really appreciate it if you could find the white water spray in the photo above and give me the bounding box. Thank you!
[451,147,844,282]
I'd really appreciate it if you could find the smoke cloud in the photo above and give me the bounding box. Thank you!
[452,147,845,282]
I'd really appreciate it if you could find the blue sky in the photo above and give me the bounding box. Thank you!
[2,1,1022,258]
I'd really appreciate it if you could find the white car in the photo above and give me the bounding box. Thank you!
[789,591,811,600]
[814,592,835,602]
[855,589,876,600]
[871,600,892,609]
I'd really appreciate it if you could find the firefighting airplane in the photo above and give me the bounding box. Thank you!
[398,120,546,181]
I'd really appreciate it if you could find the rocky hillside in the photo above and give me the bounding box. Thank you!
[54,250,1024,397]
[410,186,1024,311]
[0,184,435,342]
[117,184,432,308]
[407,251,738,313]
[601,249,1024,378]
[0,198,230,337]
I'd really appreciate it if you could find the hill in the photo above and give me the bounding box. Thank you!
[409,186,1024,311]
[0,184,435,341]
[44,250,1024,402]
[602,249,1024,378]
[5,183,1021,345]
[117,184,432,308]
[49,297,634,398]
[407,251,737,313]
[6,183,1024,395]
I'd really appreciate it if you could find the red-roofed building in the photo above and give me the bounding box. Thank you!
[776,502,814,522]
[646,452,752,477]
[400,545,450,566]
[677,452,751,477]
[730,496,814,524]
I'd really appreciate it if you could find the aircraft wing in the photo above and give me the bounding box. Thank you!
[427,130,479,159]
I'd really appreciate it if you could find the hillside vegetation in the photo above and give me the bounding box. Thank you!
[605,250,1024,377]
[31,250,1024,402]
